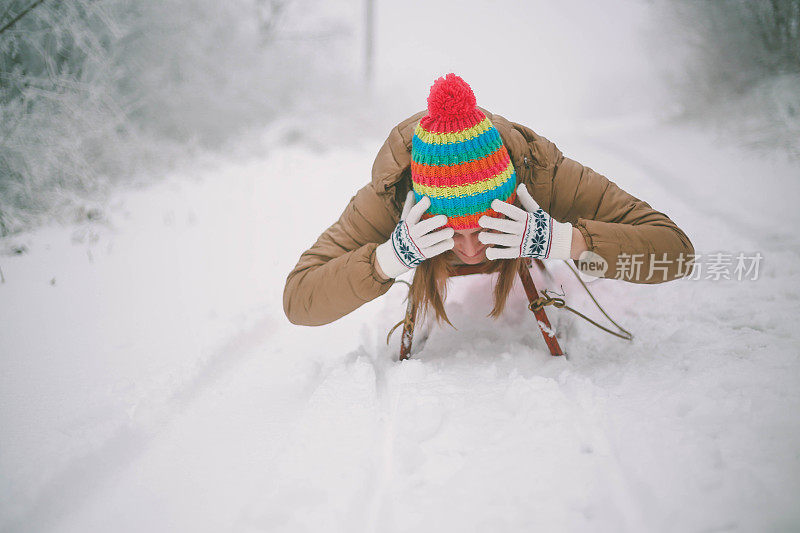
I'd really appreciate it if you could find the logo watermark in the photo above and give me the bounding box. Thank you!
[576,250,608,280]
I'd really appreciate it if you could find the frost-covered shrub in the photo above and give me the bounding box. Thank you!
[653,0,800,155]
[659,0,798,101]
[0,0,359,236]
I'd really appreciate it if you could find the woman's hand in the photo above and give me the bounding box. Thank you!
[477,184,573,261]
[375,191,455,278]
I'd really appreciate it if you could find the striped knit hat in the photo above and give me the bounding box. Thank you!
[411,73,517,230]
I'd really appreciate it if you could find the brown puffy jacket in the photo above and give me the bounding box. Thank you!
[283,109,694,326]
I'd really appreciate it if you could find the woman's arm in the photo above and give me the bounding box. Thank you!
[282,181,397,326]
[514,125,695,283]
[554,155,694,282]
[570,227,589,260]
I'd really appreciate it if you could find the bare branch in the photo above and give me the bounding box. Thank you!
[0,0,47,37]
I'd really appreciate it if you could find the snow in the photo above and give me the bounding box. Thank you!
[1,115,799,532]
[3,0,800,529]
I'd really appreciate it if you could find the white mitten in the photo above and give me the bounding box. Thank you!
[375,192,455,278]
[477,183,573,261]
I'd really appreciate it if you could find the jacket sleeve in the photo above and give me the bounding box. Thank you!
[534,136,695,283]
[282,181,398,326]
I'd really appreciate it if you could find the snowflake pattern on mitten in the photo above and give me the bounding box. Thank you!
[520,210,553,259]
[390,221,425,268]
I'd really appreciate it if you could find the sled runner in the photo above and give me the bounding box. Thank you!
[387,259,633,361]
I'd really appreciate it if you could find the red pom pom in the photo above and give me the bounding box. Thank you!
[426,73,476,119]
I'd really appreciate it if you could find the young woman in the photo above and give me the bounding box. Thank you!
[283,74,694,327]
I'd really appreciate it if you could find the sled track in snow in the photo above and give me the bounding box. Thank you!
[1,316,274,533]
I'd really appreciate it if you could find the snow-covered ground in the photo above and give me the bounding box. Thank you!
[1,115,799,532]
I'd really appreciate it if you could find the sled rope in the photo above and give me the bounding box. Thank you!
[530,261,633,341]
[386,319,405,344]
[386,280,412,345]
[386,261,633,346]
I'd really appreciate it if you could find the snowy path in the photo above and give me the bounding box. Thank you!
[1,120,800,532]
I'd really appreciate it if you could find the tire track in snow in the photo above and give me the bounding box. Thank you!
[1,314,274,533]
[359,342,399,533]
[557,374,651,531]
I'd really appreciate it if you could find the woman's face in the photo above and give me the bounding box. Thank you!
[452,227,489,264]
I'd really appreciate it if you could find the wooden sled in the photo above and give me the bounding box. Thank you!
[394,258,564,361]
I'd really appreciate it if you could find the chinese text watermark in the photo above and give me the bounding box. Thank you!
[577,251,764,282]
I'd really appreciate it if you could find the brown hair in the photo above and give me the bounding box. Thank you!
[410,253,523,326]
